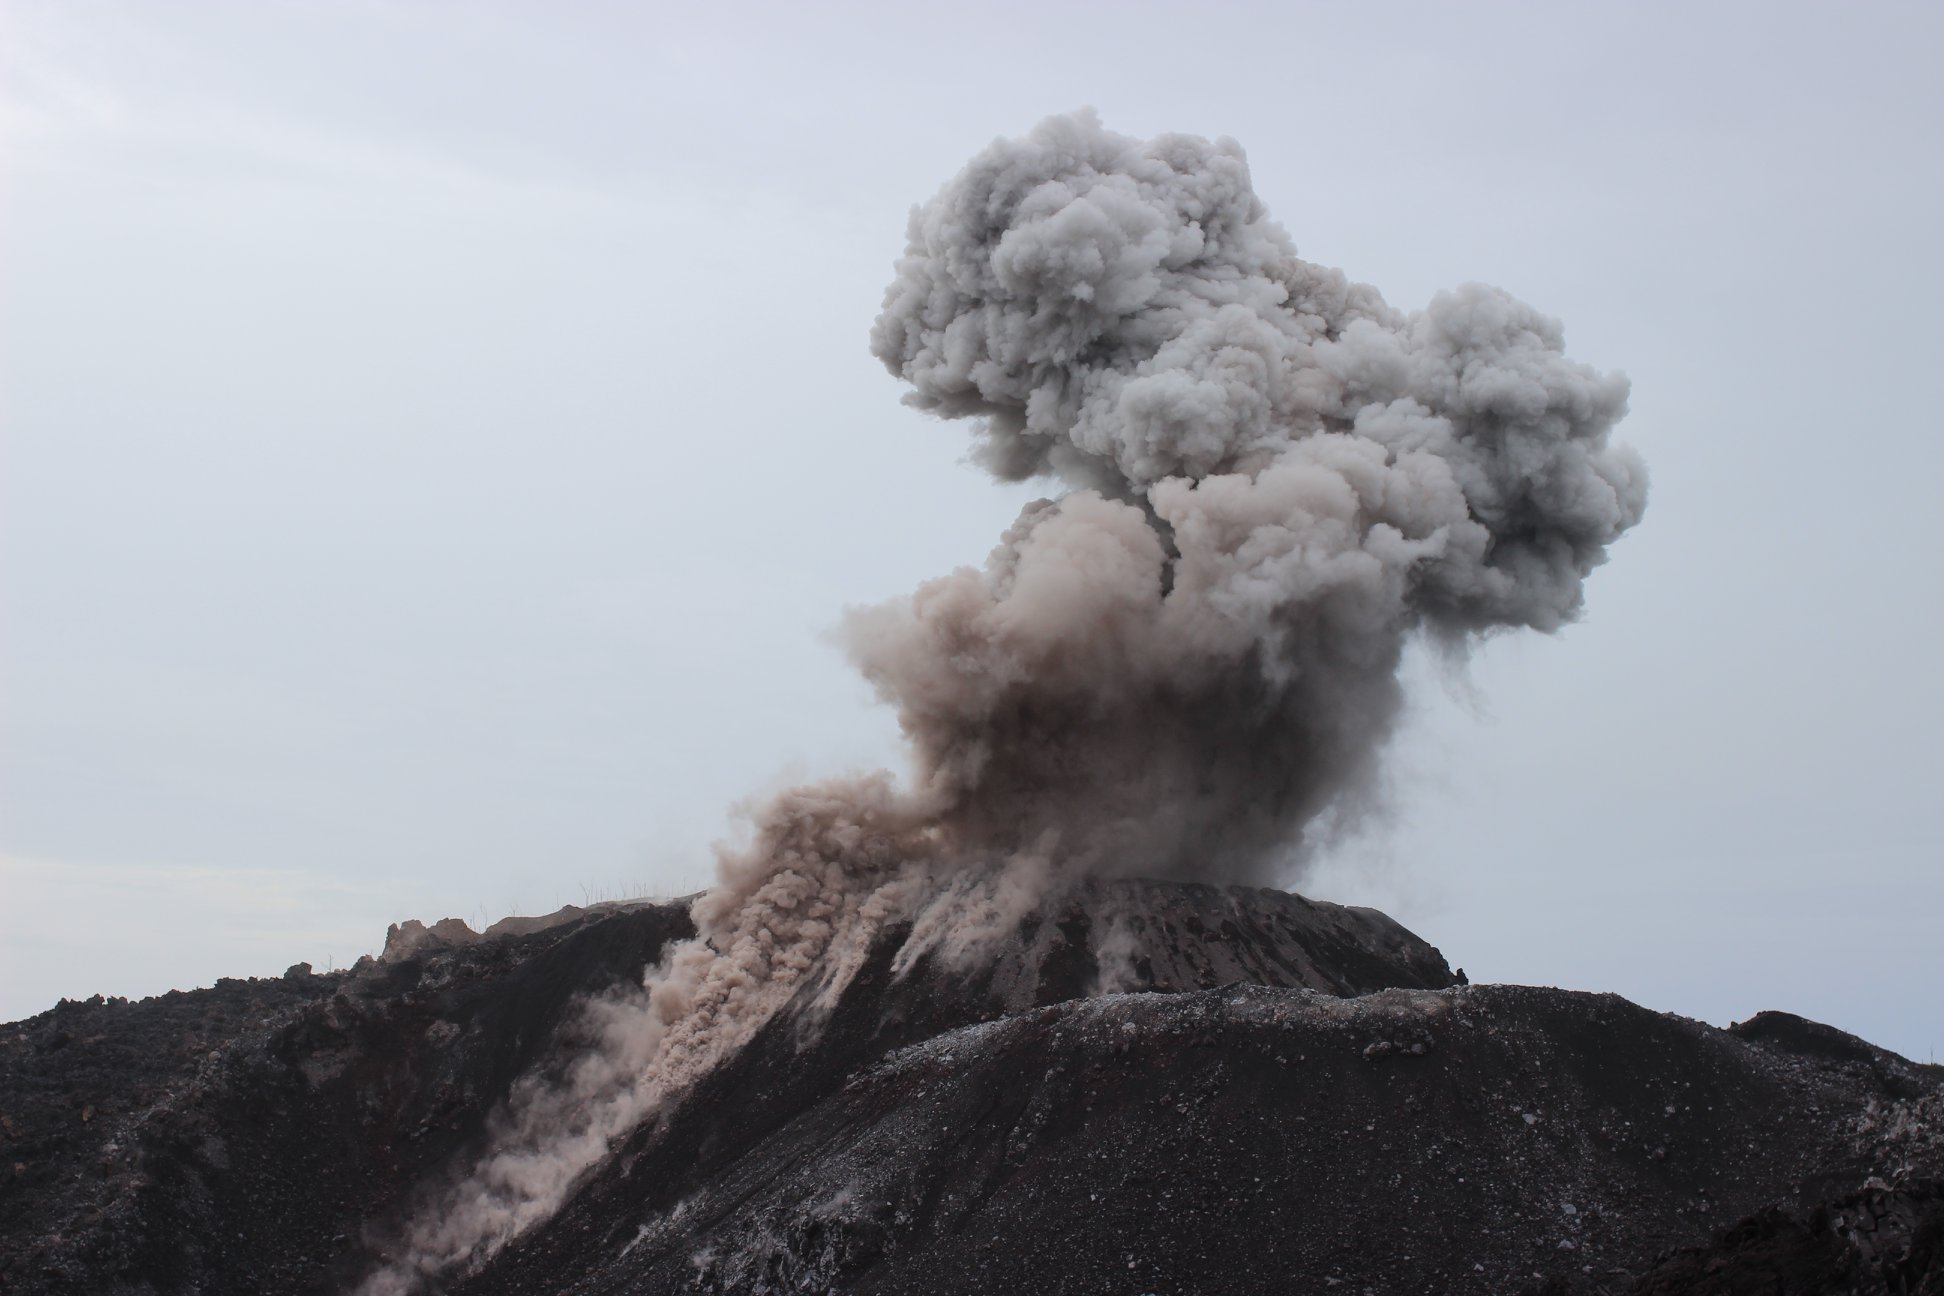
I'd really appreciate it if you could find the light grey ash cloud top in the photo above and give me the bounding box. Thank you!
[855,111,1643,879]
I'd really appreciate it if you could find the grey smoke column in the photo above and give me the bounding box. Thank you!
[858,110,1646,880]
[353,114,1650,1292]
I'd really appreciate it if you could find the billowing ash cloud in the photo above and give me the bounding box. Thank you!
[357,111,1644,1292]
[855,109,1644,879]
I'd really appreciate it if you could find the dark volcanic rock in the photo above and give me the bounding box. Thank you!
[0,902,695,1295]
[1627,1181,1944,1296]
[467,983,1942,1296]
[358,879,1460,1288]
[0,977,339,1290]
[3,881,1938,1296]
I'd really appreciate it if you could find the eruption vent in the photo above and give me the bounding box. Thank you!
[357,111,1645,1292]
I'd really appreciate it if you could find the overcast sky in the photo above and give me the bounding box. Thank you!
[2,1,1939,1060]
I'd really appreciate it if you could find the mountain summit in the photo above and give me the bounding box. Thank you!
[3,885,1937,1294]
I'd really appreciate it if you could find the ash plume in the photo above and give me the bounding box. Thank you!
[356,110,1644,1292]
[859,110,1643,879]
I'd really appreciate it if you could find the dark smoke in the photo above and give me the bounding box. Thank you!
[357,110,1645,1292]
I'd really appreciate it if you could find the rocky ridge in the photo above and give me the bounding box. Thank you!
[0,883,1937,1295]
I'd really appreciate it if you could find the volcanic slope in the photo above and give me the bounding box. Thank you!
[2,883,1938,1295]
[469,977,1942,1296]
[0,902,697,1295]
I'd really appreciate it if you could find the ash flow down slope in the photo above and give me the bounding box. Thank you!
[7,893,1941,1295]
[32,110,1911,1296]
[347,110,1650,1292]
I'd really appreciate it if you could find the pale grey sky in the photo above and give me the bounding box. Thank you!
[2,1,1939,1060]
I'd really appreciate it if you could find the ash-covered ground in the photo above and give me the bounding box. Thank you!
[2,884,1938,1295]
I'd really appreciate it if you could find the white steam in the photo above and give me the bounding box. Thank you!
[355,110,1644,1292]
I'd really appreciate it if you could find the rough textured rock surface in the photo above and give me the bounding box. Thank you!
[1628,1182,1944,1296]
[2,883,1937,1295]
[468,984,1941,1296]
[0,902,696,1295]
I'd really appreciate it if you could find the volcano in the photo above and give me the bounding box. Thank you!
[3,885,1938,1295]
